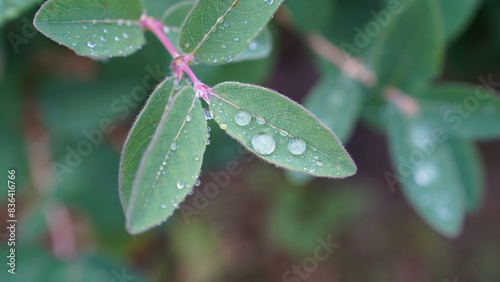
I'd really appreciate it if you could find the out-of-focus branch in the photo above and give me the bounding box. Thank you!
[306,33,377,88]
[23,100,77,259]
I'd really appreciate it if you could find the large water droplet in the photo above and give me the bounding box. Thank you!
[288,138,306,155]
[252,133,275,155]
[177,181,185,189]
[171,142,178,150]
[235,110,251,126]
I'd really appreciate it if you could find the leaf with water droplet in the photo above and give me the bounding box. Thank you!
[119,77,207,235]
[209,82,356,178]
[179,0,284,64]
[34,0,145,58]
[386,105,466,237]
[417,83,500,140]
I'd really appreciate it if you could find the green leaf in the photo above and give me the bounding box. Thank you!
[418,83,500,140]
[179,0,284,64]
[163,1,195,51]
[0,0,40,27]
[447,138,484,212]
[437,0,481,41]
[230,28,272,62]
[367,0,445,93]
[284,0,335,32]
[209,82,356,178]
[119,77,207,234]
[386,106,466,237]
[143,0,186,20]
[304,67,364,143]
[34,0,145,58]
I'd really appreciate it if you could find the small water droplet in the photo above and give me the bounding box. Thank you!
[206,139,211,145]
[256,117,266,125]
[286,156,293,162]
[83,25,88,30]
[114,36,120,41]
[186,114,192,121]
[163,26,171,34]
[252,133,276,155]
[235,110,251,126]
[316,160,323,166]
[244,20,248,24]
[212,57,218,63]
[309,168,315,173]
[220,123,227,130]
[204,109,213,120]
[206,126,211,132]
[222,44,227,48]
[303,166,309,171]
[177,181,185,189]
[123,33,129,39]
[171,142,178,150]
[288,138,306,155]
[194,179,201,186]
[100,35,106,42]
[161,204,167,208]
[103,28,108,33]
[279,130,288,137]
[86,41,96,48]
[234,37,239,42]
[313,155,319,160]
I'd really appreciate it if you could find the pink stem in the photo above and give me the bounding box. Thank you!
[139,15,211,103]
[140,15,179,58]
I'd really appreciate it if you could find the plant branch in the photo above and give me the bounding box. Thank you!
[384,87,420,116]
[140,15,210,102]
[306,33,376,88]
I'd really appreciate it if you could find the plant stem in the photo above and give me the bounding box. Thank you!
[139,15,210,102]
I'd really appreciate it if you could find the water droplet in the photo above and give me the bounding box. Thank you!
[100,35,106,42]
[163,26,170,34]
[186,114,192,121]
[204,109,213,120]
[194,179,201,186]
[220,123,227,130]
[313,155,319,160]
[243,20,248,24]
[288,138,306,155]
[309,168,315,173]
[286,156,293,162]
[206,126,211,132]
[161,204,167,209]
[413,162,437,186]
[249,42,257,50]
[234,37,239,42]
[205,139,211,145]
[279,130,288,137]
[114,36,120,41]
[303,166,309,171]
[87,41,96,48]
[83,25,88,30]
[103,29,108,33]
[212,57,218,63]
[194,155,200,161]
[316,160,323,166]
[171,142,178,150]
[123,33,129,39]
[235,110,251,126]
[162,161,167,165]
[177,181,185,189]
[222,44,227,48]
[256,117,266,125]
[252,133,276,155]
